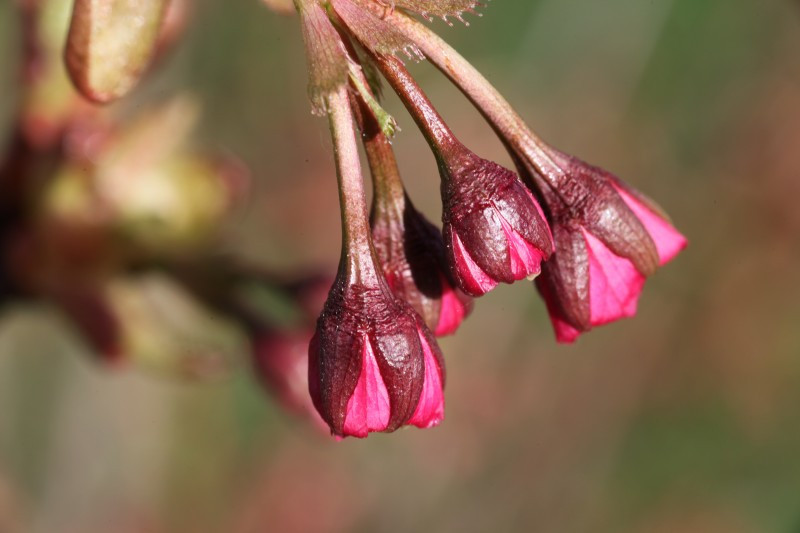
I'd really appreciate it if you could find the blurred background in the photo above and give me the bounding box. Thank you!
[1,0,800,531]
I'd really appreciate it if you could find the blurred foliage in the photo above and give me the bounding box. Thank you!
[2,0,800,532]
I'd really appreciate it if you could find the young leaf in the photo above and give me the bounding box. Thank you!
[65,0,169,104]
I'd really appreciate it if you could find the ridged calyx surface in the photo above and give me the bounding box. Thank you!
[530,148,687,342]
[440,148,554,296]
[309,266,445,437]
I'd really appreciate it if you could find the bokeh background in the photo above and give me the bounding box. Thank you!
[2,0,800,531]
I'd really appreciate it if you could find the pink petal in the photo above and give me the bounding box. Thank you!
[451,231,498,296]
[383,270,400,291]
[536,277,582,344]
[552,316,581,343]
[613,186,688,266]
[583,229,646,326]
[407,330,444,429]
[342,338,391,438]
[498,215,544,280]
[434,278,468,336]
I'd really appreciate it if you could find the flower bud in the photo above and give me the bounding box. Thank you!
[364,54,554,297]
[309,272,445,438]
[371,193,472,336]
[309,84,445,439]
[530,149,687,343]
[441,148,554,296]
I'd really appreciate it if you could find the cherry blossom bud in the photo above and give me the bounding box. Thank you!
[441,148,554,296]
[372,191,472,335]
[308,86,445,438]
[309,275,445,437]
[363,55,553,296]
[531,149,687,343]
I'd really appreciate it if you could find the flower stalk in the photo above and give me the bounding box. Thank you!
[368,53,459,158]
[326,86,379,281]
[350,68,473,335]
[382,9,571,190]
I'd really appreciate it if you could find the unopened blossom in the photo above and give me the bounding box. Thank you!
[360,53,553,296]
[382,12,687,339]
[308,85,445,438]
[65,0,171,103]
[440,148,554,296]
[530,149,688,342]
[371,192,472,335]
[309,272,446,437]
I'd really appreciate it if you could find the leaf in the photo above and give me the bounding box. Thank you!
[349,64,398,138]
[65,0,169,104]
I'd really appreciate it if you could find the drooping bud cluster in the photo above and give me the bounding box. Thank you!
[290,0,686,437]
[0,0,688,441]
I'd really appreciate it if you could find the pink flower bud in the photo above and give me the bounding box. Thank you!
[310,78,445,438]
[372,193,472,336]
[442,149,554,296]
[361,54,554,297]
[532,150,687,343]
[309,274,445,438]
